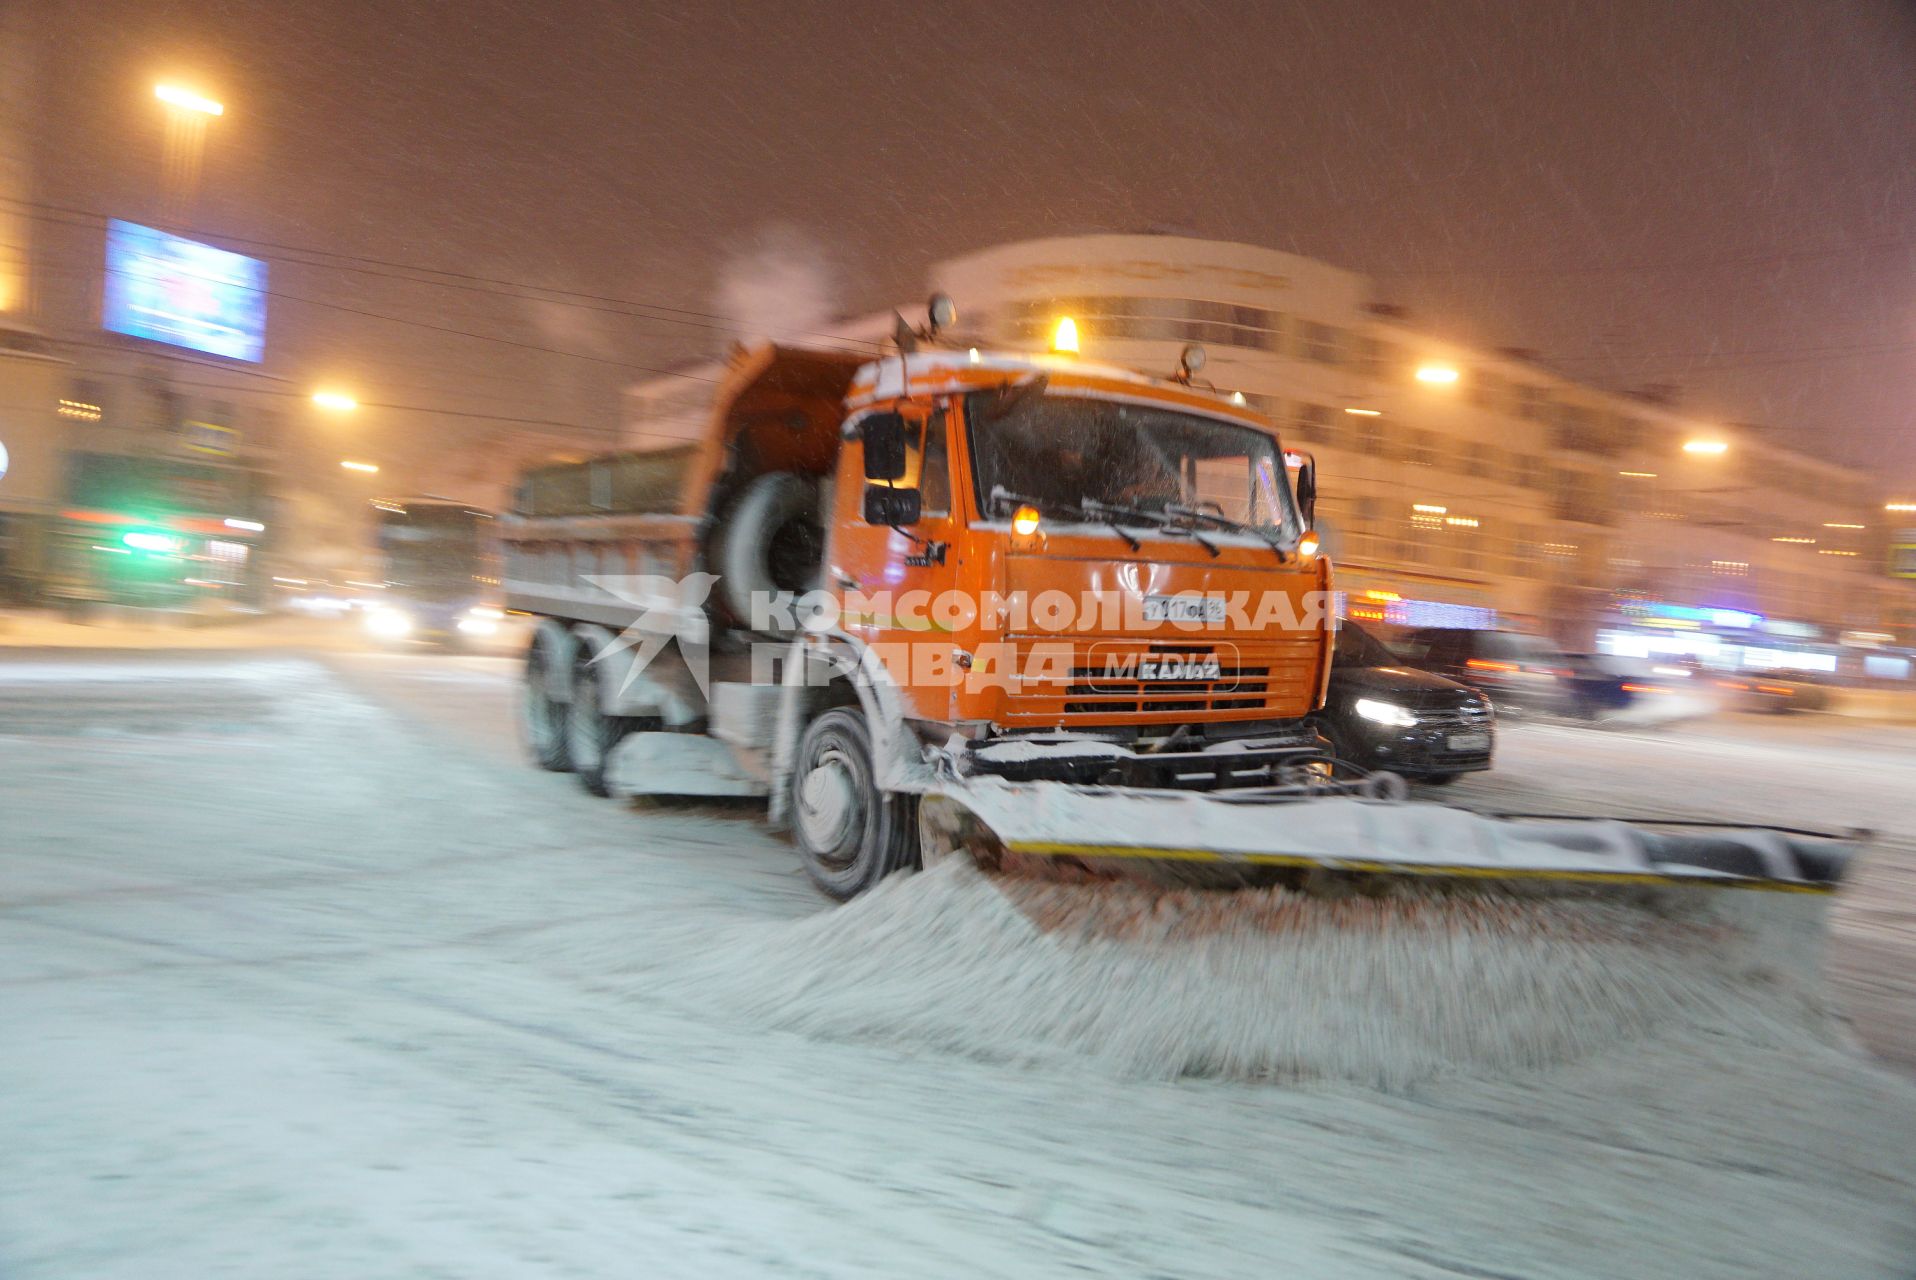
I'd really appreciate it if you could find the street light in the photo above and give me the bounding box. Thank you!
[1887,502,1916,513]
[311,391,359,412]
[1682,439,1729,456]
[155,84,223,116]
[340,460,379,474]
[1414,364,1459,385]
[154,81,222,225]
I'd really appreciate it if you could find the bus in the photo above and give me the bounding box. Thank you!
[362,499,502,644]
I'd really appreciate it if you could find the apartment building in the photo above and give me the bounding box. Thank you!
[623,233,1913,660]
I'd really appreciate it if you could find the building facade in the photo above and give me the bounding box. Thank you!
[620,232,1914,670]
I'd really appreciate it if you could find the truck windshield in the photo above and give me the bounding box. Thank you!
[964,392,1296,536]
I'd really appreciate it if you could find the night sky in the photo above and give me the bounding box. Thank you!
[23,0,1916,480]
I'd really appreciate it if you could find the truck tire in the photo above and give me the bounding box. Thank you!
[567,648,627,797]
[789,708,919,900]
[521,633,571,772]
[715,471,822,631]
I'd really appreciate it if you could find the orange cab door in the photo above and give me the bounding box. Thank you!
[826,405,963,720]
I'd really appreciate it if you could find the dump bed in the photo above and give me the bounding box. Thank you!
[502,344,868,630]
[513,445,703,519]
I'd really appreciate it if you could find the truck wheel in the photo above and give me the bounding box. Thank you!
[790,708,919,900]
[521,635,571,772]
[715,472,822,631]
[567,649,626,797]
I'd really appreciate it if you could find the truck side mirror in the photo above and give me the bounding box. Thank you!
[860,413,909,482]
[1295,460,1317,528]
[863,484,922,527]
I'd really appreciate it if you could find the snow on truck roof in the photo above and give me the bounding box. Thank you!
[844,348,1275,431]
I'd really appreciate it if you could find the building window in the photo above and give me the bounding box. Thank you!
[1291,403,1332,442]
[1551,403,1623,456]
[1462,441,1491,478]
[1009,296,1286,358]
[1468,371,1503,412]
[1515,383,1550,423]
[1302,321,1345,365]
[1551,467,1579,510]
[1404,429,1436,468]
[1369,338,1404,380]
[1516,453,1549,489]
[1512,524,1541,576]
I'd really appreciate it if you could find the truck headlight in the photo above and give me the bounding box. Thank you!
[456,609,499,635]
[1354,697,1416,728]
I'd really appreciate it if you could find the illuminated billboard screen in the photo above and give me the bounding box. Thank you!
[102,219,267,362]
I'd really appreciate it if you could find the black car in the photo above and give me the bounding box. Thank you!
[1396,627,1575,716]
[1317,621,1495,785]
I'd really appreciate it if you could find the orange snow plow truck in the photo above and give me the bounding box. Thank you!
[503,299,1856,920]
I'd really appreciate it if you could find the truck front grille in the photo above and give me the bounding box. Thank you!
[999,635,1322,728]
[1410,697,1493,732]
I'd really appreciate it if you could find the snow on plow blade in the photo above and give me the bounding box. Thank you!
[918,778,1859,896]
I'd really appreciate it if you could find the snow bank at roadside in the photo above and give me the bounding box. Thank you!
[546,860,1854,1091]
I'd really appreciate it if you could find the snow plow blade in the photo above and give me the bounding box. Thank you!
[918,778,1859,896]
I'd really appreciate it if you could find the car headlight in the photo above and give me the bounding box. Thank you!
[365,608,413,639]
[456,611,498,636]
[1354,697,1417,728]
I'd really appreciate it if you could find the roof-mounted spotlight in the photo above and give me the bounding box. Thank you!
[1052,316,1079,355]
[927,293,957,334]
[1175,344,1206,383]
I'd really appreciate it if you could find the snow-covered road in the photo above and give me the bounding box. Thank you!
[3,649,1914,1278]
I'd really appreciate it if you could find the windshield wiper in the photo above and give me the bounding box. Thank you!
[1073,498,1156,553]
[1164,504,1288,562]
[990,490,1139,551]
[1081,499,1219,558]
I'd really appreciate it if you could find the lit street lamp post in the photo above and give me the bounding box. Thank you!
[154,82,222,226]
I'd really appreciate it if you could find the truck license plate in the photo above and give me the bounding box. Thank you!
[1446,731,1489,752]
[1142,594,1226,624]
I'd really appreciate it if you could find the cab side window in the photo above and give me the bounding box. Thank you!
[918,412,952,517]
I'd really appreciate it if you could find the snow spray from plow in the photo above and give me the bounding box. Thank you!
[563,782,1864,1090]
[633,857,1857,1091]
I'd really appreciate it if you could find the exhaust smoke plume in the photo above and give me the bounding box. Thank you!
[714,225,839,346]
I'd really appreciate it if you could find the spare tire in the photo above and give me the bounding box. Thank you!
[714,471,824,631]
